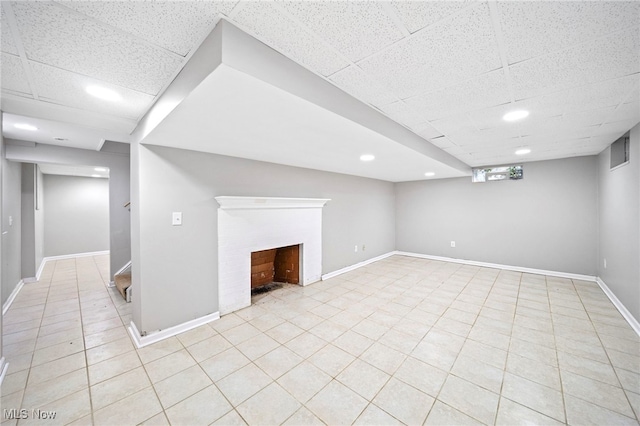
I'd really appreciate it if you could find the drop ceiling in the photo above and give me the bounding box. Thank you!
[1,1,639,179]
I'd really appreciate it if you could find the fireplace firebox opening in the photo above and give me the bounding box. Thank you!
[251,244,300,293]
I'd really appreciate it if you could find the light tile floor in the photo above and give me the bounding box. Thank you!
[1,254,639,425]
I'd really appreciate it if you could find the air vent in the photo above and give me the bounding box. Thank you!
[610,133,630,170]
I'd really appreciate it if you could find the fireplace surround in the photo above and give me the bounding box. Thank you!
[215,196,330,314]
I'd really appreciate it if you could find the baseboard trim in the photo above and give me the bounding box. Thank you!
[128,311,221,349]
[107,281,116,288]
[2,280,24,315]
[41,250,110,263]
[395,251,597,282]
[114,261,132,276]
[322,251,396,281]
[0,357,8,387]
[596,277,640,337]
[23,277,37,283]
[36,258,46,281]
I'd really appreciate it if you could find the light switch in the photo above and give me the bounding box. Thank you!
[172,212,182,226]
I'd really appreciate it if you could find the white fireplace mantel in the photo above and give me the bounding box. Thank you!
[215,196,330,210]
[216,196,330,315]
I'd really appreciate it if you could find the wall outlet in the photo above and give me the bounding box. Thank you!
[362,245,366,251]
[9,216,13,226]
[450,241,456,248]
[604,258,607,269]
[354,245,358,253]
[172,212,182,226]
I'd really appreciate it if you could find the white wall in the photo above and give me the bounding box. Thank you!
[5,141,130,279]
[396,156,598,276]
[131,143,396,334]
[21,163,36,278]
[43,174,109,257]
[598,123,640,321]
[2,158,22,306]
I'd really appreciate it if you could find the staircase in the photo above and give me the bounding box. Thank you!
[115,272,131,300]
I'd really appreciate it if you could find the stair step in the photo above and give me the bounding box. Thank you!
[115,272,131,299]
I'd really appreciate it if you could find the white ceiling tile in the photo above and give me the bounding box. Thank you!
[442,145,469,156]
[430,114,478,135]
[560,106,618,128]
[609,100,640,124]
[390,1,475,34]
[13,1,183,95]
[1,52,31,95]
[589,133,626,148]
[1,5,18,55]
[499,1,640,64]
[328,65,398,108]
[359,3,501,98]
[596,118,640,137]
[530,74,639,116]
[280,1,405,63]
[30,61,154,120]
[414,122,444,140]
[377,101,427,129]
[231,2,349,77]
[57,0,236,56]
[466,99,554,131]
[428,136,457,149]
[405,69,510,121]
[510,26,640,100]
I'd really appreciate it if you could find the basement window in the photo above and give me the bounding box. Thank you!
[610,133,630,170]
[472,165,523,183]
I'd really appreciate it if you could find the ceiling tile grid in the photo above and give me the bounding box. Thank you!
[404,68,511,121]
[1,52,32,96]
[328,65,399,109]
[280,1,405,63]
[390,1,476,34]
[29,61,154,120]
[358,3,502,99]
[499,1,640,65]
[1,6,18,55]
[231,1,350,77]
[1,0,638,170]
[509,26,639,101]
[12,1,184,95]
[377,100,429,130]
[414,122,444,141]
[56,0,237,57]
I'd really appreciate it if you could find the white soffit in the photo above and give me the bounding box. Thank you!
[143,64,467,182]
[38,163,109,179]
[2,113,129,150]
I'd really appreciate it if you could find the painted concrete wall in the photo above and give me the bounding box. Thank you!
[131,143,396,334]
[43,174,109,257]
[396,156,598,276]
[598,123,640,322]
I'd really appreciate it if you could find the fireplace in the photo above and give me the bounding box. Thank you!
[216,196,330,315]
[251,244,300,289]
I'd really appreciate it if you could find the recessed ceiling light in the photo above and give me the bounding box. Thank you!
[515,148,531,155]
[360,154,375,162]
[503,110,529,122]
[424,172,435,177]
[94,167,108,172]
[14,123,38,131]
[91,174,101,178]
[86,85,122,102]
